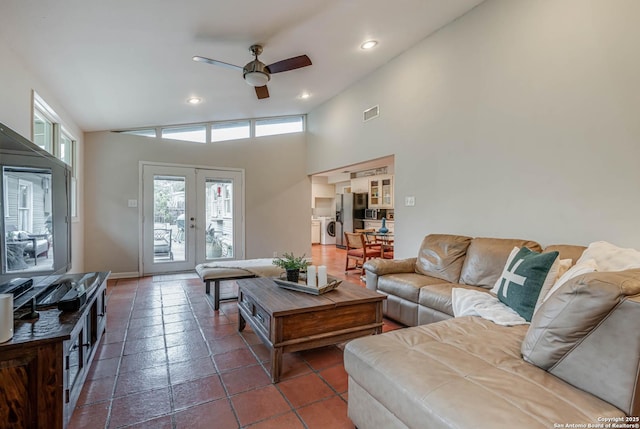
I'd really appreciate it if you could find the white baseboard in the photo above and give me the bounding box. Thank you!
[109,271,140,279]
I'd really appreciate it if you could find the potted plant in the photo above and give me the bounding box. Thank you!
[272,252,309,283]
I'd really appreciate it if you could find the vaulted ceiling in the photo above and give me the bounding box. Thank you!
[0,0,484,132]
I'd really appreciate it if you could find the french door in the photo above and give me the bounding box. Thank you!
[141,164,244,275]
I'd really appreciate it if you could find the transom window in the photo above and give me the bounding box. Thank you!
[211,121,250,142]
[116,115,304,143]
[255,116,304,137]
[161,125,207,143]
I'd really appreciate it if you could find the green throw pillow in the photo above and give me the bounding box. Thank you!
[495,247,559,321]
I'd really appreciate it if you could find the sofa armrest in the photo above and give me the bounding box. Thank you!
[363,258,416,292]
[363,257,416,276]
[523,269,640,416]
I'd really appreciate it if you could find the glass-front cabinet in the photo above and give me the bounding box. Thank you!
[368,175,394,209]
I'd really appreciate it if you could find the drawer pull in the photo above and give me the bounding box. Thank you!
[256,313,264,323]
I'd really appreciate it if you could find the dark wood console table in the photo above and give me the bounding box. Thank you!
[0,272,109,429]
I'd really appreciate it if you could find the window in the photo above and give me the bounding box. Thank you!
[255,116,304,137]
[59,130,73,165]
[60,130,78,219]
[33,109,54,152]
[119,129,157,138]
[161,125,206,143]
[32,92,79,220]
[223,184,232,217]
[115,114,305,143]
[17,180,33,232]
[211,121,250,142]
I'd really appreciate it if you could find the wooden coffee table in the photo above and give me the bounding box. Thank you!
[237,277,386,383]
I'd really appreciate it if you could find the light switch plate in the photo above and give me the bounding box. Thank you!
[405,196,415,207]
[127,199,138,208]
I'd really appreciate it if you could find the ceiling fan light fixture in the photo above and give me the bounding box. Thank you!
[244,71,270,87]
[194,44,311,99]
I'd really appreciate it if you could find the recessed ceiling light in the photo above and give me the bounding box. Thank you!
[360,40,378,50]
[299,92,311,99]
[187,97,202,105]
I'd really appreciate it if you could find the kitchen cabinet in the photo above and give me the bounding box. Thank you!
[368,175,394,209]
[311,183,335,208]
[350,177,369,193]
[312,183,335,198]
[311,220,321,244]
[0,272,109,429]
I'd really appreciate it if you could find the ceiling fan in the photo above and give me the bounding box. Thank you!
[193,44,312,99]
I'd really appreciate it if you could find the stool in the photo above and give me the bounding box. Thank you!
[195,259,283,310]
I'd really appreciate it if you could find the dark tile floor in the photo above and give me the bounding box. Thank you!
[69,245,404,428]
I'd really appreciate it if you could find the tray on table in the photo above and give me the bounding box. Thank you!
[273,275,342,295]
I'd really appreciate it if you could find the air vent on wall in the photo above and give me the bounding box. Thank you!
[363,105,379,122]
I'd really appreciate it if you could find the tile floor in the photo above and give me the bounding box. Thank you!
[69,245,404,428]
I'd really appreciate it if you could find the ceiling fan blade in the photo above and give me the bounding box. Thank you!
[192,56,243,71]
[266,55,312,74]
[255,85,270,99]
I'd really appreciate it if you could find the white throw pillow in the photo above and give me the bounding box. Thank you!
[556,258,573,279]
[576,241,640,272]
[452,288,528,326]
[541,258,598,303]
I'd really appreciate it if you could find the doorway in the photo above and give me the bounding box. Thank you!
[141,164,244,275]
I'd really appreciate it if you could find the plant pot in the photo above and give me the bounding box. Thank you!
[286,269,300,283]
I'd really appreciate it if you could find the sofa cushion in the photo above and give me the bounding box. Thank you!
[492,247,559,321]
[418,283,489,316]
[543,244,586,264]
[8,230,29,240]
[415,234,472,283]
[378,273,445,303]
[459,237,542,288]
[345,317,624,429]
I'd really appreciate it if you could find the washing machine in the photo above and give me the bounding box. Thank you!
[319,217,336,245]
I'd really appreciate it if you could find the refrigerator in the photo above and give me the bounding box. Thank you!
[335,192,367,248]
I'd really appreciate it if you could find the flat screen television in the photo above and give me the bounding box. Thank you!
[0,122,72,286]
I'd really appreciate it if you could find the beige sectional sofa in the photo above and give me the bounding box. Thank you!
[345,234,640,428]
[363,234,585,326]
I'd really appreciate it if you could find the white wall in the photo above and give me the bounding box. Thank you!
[0,40,85,273]
[84,131,310,275]
[307,0,640,258]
